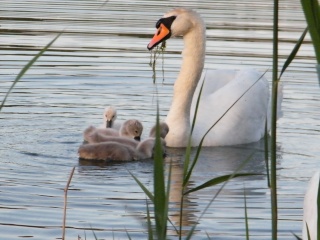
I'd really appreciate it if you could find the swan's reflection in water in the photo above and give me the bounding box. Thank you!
[165,139,282,237]
[77,139,282,238]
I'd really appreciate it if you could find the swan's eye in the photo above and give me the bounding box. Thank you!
[155,19,162,28]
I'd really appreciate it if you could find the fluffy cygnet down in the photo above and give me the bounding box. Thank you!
[149,122,170,138]
[84,121,169,148]
[84,119,143,143]
[78,138,166,161]
[103,106,121,130]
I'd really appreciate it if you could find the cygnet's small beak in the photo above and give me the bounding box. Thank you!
[106,120,112,128]
[134,136,141,141]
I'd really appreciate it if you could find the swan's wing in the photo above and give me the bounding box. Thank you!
[192,69,237,101]
[191,69,269,146]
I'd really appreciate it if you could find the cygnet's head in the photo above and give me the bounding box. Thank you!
[149,122,170,139]
[121,119,143,141]
[104,106,117,128]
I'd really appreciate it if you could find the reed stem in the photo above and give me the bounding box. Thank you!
[271,0,279,239]
[62,166,76,240]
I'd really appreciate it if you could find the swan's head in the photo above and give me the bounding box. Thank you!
[147,8,203,50]
[104,106,117,128]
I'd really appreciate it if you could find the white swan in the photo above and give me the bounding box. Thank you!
[302,171,319,240]
[78,138,166,161]
[147,8,282,147]
[103,106,121,130]
[84,119,143,143]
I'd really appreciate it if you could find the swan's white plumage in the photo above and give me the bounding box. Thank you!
[302,171,319,240]
[149,8,283,147]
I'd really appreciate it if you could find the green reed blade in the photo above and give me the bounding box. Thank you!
[292,232,302,240]
[146,199,154,240]
[183,71,267,187]
[307,223,311,240]
[183,79,205,185]
[317,176,320,240]
[279,27,308,80]
[300,0,320,63]
[153,107,167,239]
[125,228,132,240]
[0,32,63,112]
[264,120,270,188]
[244,186,250,240]
[185,152,257,239]
[271,0,279,239]
[183,173,260,195]
[128,171,154,202]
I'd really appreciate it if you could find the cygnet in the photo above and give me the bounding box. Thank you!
[149,122,170,138]
[103,106,122,130]
[84,119,143,143]
[78,138,166,161]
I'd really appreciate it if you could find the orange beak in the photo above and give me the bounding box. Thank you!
[147,23,170,50]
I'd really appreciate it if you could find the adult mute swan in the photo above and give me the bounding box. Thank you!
[302,171,319,240]
[147,8,282,147]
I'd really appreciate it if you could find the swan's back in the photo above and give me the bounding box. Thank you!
[191,69,270,146]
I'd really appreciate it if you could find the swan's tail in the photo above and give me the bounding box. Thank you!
[267,82,283,131]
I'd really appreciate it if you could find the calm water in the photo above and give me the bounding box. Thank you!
[1,0,320,239]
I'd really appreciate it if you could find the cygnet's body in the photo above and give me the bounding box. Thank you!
[103,106,122,130]
[84,121,169,148]
[78,138,166,161]
[84,119,143,143]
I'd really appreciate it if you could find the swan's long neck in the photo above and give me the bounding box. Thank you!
[166,22,206,147]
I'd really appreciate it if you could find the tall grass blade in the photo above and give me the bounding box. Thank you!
[244,186,250,240]
[182,78,206,183]
[145,199,154,240]
[271,0,279,238]
[184,173,261,195]
[317,176,320,240]
[205,231,213,240]
[300,0,320,63]
[292,232,302,240]
[153,107,167,239]
[125,228,132,240]
[183,71,267,187]
[264,121,270,188]
[128,171,154,202]
[279,27,308,79]
[185,152,257,239]
[0,32,62,112]
[62,166,75,240]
